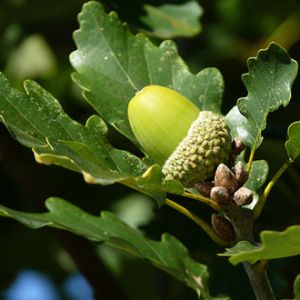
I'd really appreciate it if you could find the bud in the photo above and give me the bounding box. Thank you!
[233,187,253,206]
[234,161,249,185]
[214,163,239,194]
[195,181,214,197]
[210,186,230,206]
[232,136,246,154]
[211,214,235,241]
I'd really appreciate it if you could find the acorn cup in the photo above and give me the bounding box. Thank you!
[128,85,232,187]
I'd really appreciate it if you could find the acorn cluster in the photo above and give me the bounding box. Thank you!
[202,162,252,205]
[196,153,253,241]
[127,85,253,243]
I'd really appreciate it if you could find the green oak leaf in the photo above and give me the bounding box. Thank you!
[141,1,203,39]
[237,43,298,149]
[225,106,248,139]
[70,1,224,145]
[0,197,225,299]
[0,72,183,205]
[294,274,300,300]
[244,160,269,209]
[244,160,269,191]
[220,225,300,265]
[285,121,300,162]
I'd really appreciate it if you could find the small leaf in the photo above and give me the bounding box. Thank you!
[244,160,269,191]
[294,274,300,300]
[285,121,300,162]
[220,225,300,265]
[141,1,203,39]
[219,241,257,264]
[243,160,269,209]
[237,43,298,149]
[70,1,224,145]
[0,197,220,298]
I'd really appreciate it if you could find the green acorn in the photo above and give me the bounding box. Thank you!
[128,85,232,187]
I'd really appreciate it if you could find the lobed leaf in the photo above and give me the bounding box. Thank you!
[285,121,300,162]
[220,225,300,265]
[141,1,203,39]
[0,197,224,298]
[70,1,224,145]
[236,43,298,149]
[0,72,183,204]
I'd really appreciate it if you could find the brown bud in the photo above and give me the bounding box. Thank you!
[214,163,239,194]
[211,214,235,241]
[234,161,249,185]
[195,181,214,197]
[210,186,230,206]
[232,136,246,154]
[233,187,253,206]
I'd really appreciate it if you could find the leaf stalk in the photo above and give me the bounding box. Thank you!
[182,191,220,210]
[254,159,291,219]
[165,199,228,246]
[247,147,256,173]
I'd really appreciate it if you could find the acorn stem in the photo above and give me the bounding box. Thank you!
[246,147,256,173]
[165,199,229,246]
[182,191,220,210]
[254,159,291,219]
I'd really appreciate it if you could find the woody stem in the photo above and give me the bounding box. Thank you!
[225,205,275,300]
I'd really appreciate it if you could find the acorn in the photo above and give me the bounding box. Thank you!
[210,186,230,206]
[195,181,214,197]
[128,85,232,187]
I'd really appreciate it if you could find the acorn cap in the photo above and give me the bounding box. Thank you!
[128,85,232,187]
[163,111,231,187]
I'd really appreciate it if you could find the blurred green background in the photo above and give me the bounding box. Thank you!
[1,0,300,299]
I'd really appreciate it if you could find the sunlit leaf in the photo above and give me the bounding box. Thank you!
[70,1,224,145]
[220,225,300,265]
[237,43,298,149]
[0,72,183,205]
